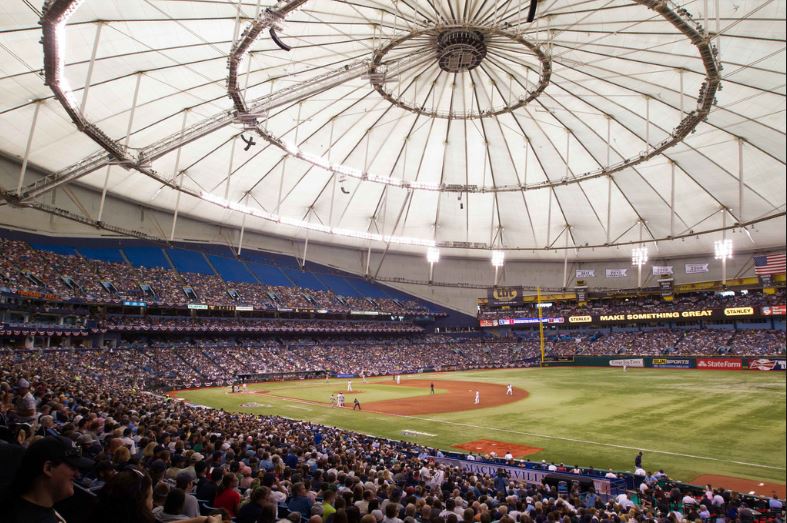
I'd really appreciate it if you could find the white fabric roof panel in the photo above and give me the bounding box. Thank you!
[0,0,783,260]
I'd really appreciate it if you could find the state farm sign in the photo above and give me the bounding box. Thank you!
[696,358,742,370]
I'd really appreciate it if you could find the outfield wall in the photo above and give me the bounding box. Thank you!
[542,355,786,371]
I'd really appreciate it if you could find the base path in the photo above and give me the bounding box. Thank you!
[691,474,786,499]
[363,379,526,415]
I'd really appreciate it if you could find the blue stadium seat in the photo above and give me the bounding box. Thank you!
[209,255,256,283]
[123,246,170,269]
[77,247,125,264]
[282,268,328,291]
[30,243,78,256]
[168,249,214,275]
[315,274,362,297]
[247,262,293,287]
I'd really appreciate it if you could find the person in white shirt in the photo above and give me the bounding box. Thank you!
[616,493,635,510]
[605,469,618,479]
[504,451,513,460]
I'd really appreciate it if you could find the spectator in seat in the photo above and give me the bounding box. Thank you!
[212,473,241,518]
[196,467,223,504]
[236,486,271,523]
[5,436,93,523]
[90,466,155,523]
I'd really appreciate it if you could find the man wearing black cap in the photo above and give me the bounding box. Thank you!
[6,436,94,522]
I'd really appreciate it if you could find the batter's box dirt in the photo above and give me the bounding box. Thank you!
[453,439,543,457]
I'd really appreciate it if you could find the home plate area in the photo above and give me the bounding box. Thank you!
[453,439,543,458]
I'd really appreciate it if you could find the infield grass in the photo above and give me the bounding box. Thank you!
[175,368,786,486]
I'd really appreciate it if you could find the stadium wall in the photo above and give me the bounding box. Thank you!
[0,156,782,315]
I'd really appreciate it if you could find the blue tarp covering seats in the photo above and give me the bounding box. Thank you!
[123,246,170,269]
[209,256,256,283]
[168,249,214,275]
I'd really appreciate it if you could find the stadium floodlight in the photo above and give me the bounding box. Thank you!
[491,250,505,268]
[715,238,733,286]
[631,247,648,266]
[714,239,733,260]
[631,246,648,288]
[427,247,440,283]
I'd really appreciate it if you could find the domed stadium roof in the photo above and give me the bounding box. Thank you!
[0,0,784,260]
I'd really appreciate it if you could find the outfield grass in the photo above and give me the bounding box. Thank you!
[176,368,786,486]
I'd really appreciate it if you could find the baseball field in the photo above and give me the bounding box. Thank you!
[172,367,786,495]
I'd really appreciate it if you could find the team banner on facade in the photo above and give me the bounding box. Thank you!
[605,268,628,278]
[576,269,596,279]
[652,265,674,275]
[685,263,710,274]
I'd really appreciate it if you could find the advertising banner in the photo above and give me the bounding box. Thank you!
[235,305,254,311]
[659,278,674,297]
[696,358,742,370]
[479,319,497,327]
[609,358,644,368]
[605,268,628,278]
[747,359,787,371]
[568,315,593,324]
[434,457,613,496]
[513,317,565,325]
[576,269,596,279]
[685,263,710,274]
[762,305,786,316]
[723,307,755,317]
[651,358,692,369]
[487,287,524,306]
[187,304,208,310]
[652,265,674,275]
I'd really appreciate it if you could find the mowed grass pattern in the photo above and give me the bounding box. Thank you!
[176,368,786,485]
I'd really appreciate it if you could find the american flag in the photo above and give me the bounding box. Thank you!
[753,253,786,275]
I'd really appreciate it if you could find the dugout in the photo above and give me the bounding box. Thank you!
[543,472,595,492]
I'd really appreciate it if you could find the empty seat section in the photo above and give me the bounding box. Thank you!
[208,255,256,283]
[168,249,214,275]
[77,247,125,264]
[240,250,278,265]
[30,243,77,256]
[123,246,170,269]
[247,262,292,287]
[316,274,362,297]
[346,277,390,298]
[270,253,301,268]
[282,268,327,291]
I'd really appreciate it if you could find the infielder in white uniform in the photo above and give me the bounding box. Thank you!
[506,384,513,396]
[347,380,353,392]
[474,391,480,404]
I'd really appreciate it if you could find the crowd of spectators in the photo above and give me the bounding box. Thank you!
[479,289,787,321]
[1,327,783,393]
[526,329,786,358]
[1,346,783,523]
[0,238,431,315]
[0,336,528,390]
[101,317,425,335]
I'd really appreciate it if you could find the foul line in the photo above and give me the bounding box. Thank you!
[254,391,784,471]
